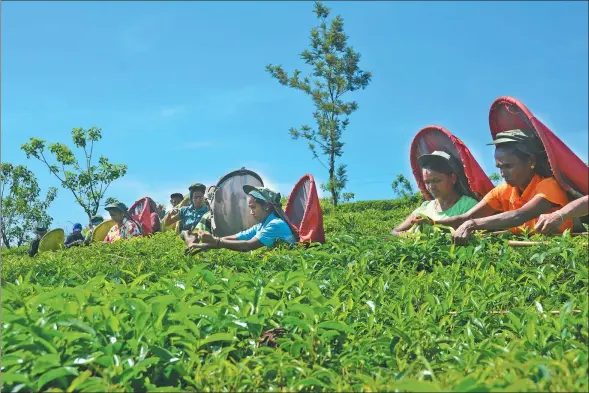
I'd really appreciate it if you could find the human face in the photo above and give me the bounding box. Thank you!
[108,209,124,225]
[191,191,205,209]
[247,195,271,223]
[494,147,535,189]
[170,197,182,207]
[422,169,456,200]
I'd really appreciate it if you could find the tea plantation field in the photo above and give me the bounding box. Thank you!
[2,199,588,392]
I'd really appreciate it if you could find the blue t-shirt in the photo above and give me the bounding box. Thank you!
[179,205,209,231]
[235,212,295,248]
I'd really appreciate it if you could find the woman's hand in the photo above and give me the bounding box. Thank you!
[410,215,433,226]
[198,231,217,245]
[452,219,478,245]
[534,212,563,234]
[389,230,402,237]
[184,242,210,255]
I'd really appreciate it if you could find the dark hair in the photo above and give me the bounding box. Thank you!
[420,161,453,175]
[421,160,475,198]
[189,184,207,194]
[170,193,183,199]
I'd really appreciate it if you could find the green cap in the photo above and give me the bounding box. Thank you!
[188,183,206,193]
[105,201,128,212]
[487,129,533,146]
[243,185,281,205]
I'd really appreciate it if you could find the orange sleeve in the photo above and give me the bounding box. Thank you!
[535,178,569,208]
[483,184,508,211]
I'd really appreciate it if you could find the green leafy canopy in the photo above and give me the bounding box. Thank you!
[1,163,57,248]
[21,127,127,222]
[266,1,371,206]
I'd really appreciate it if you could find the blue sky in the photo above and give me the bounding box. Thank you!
[2,1,587,231]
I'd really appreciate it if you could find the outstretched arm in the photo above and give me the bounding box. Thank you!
[391,213,417,235]
[188,232,262,252]
[535,195,589,234]
[453,195,556,244]
[433,199,498,229]
[217,237,263,252]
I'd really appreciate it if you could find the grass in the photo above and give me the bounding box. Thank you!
[1,199,587,392]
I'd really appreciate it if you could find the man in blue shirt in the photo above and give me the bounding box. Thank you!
[163,183,209,232]
[188,185,297,253]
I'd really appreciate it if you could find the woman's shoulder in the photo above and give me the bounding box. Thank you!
[267,215,288,225]
[536,176,561,188]
[413,199,434,212]
[459,195,479,205]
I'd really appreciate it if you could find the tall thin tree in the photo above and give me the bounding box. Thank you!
[266,1,371,206]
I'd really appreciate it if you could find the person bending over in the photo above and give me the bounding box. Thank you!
[391,151,478,235]
[188,186,297,252]
[429,130,573,244]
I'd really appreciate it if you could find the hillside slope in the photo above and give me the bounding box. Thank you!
[2,199,587,392]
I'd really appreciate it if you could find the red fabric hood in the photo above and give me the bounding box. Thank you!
[128,197,155,235]
[489,96,588,198]
[410,125,494,201]
[285,174,325,244]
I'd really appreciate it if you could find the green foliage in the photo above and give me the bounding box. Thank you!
[2,199,587,392]
[489,173,503,186]
[392,174,415,198]
[342,192,355,203]
[21,127,127,222]
[1,163,57,248]
[390,174,423,209]
[266,1,371,207]
[104,197,119,206]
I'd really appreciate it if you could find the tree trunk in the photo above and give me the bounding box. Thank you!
[2,230,12,248]
[329,151,337,206]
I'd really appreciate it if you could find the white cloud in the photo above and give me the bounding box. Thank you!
[254,171,294,197]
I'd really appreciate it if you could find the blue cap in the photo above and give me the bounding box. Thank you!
[73,223,83,232]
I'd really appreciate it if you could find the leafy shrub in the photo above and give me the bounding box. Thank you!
[2,200,587,392]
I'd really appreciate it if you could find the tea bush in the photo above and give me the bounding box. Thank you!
[2,199,587,392]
